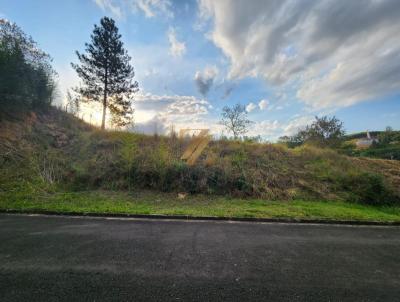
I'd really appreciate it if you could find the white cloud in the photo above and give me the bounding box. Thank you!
[194,65,219,96]
[93,0,123,19]
[246,99,269,112]
[167,27,186,58]
[135,92,210,116]
[93,0,173,19]
[258,99,269,110]
[131,0,173,18]
[198,0,400,109]
[282,116,314,136]
[248,120,280,138]
[133,92,212,134]
[246,102,257,113]
[134,93,313,139]
[245,116,315,140]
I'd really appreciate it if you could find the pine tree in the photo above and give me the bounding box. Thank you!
[71,17,138,129]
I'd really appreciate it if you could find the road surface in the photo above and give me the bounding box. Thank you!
[0,214,399,301]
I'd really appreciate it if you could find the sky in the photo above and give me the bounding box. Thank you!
[1,0,400,140]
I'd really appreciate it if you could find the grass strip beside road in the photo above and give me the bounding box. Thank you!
[1,190,400,223]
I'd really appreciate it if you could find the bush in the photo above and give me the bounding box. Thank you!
[359,145,400,160]
[339,172,397,205]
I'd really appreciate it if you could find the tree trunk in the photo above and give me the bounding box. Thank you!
[101,96,106,130]
[101,70,108,130]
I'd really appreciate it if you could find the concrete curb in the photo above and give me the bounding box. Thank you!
[1,209,400,226]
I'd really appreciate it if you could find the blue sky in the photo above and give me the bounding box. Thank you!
[1,0,400,139]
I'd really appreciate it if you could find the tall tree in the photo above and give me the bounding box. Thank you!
[71,17,138,129]
[219,103,253,139]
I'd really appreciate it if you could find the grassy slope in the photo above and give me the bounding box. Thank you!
[341,131,400,160]
[1,108,400,222]
[1,190,399,222]
[344,130,400,140]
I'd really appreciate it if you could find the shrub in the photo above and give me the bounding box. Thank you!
[359,145,400,160]
[339,172,398,205]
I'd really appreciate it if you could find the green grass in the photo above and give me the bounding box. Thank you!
[1,190,399,222]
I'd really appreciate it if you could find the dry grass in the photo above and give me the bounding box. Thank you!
[1,108,400,205]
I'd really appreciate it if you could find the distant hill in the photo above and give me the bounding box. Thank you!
[1,107,399,205]
[344,131,382,140]
[340,130,400,160]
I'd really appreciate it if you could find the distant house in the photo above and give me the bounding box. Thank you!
[355,131,379,149]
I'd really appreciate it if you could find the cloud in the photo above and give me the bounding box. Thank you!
[243,115,314,141]
[246,102,257,113]
[282,116,314,136]
[134,114,169,134]
[194,65,218,96]
[135,92,210,115]
[221,85,234,99]
[258,99,269,110]
[167,27,186,57]
[246,99,269,112]
[93,0,173,19]
[131,0,173,18]
[198,0,400,109]
[133,92,212,134]
[93,0,123,19]
[133,92,313,139]
[247,120,280,138]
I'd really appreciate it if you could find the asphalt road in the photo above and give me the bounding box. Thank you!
[0,214,399,301]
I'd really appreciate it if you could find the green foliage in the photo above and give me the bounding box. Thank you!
[119,132,137,190]
[357,145,400,160]
[377,127,400,145]
[281,116,345,148]
[339,172,397,205]
[0,20,55,119]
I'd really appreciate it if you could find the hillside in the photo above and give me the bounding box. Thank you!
[1,108,399,206]
[344,131,383,140]
[341,131,400,160]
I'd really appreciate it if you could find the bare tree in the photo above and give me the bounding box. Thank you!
[219,104,253,139]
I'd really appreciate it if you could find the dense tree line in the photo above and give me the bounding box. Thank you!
[0,19,56,119]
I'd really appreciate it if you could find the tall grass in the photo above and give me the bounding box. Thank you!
[1,108,399,205]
